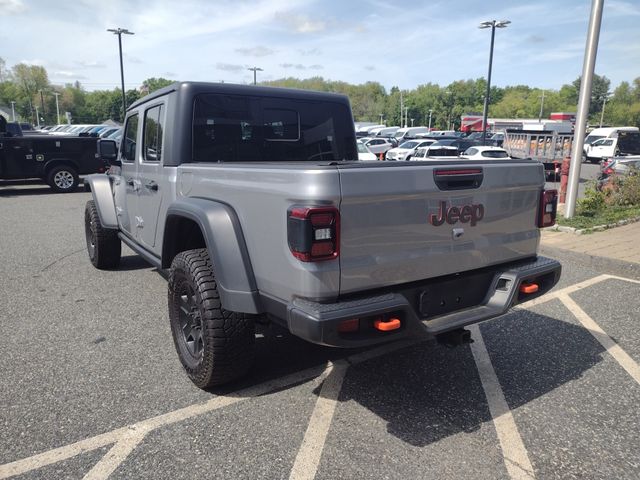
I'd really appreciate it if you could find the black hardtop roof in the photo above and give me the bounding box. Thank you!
[128,81,351,111]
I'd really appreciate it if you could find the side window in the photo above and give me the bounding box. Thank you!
[121,114,139,162]
[603,139,614,146]
[143,105,164,162]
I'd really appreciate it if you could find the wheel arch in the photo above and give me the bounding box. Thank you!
[162,198,261,314]
[86,174,119,228]
[44,158,80,175]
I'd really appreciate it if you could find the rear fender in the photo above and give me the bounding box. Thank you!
[163,198,261,314]
[87,174,118,229]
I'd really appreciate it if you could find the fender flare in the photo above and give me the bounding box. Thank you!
[86,174,118,229]
[163,198,261,314]
[44,158,80,174]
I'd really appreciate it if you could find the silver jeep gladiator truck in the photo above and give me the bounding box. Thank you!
[85,82,561,389]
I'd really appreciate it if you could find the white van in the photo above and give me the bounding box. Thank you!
[395,126,430,142]
[583,127,639,161]
[584,127,640,162]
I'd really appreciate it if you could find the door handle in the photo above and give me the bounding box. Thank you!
[144,181,158,192]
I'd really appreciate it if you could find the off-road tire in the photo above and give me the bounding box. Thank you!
[168,248,255,389]
[47,165,79,193]
[84,200,121,269]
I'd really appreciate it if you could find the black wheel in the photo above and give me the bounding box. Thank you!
[168,248,255,389]
[84,200,121,269]
[47,165,79,193]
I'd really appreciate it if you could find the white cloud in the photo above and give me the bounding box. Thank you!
[274,11,328,33]
[0,0,26,15]
[217,63,245,73]
[235,46,275,57]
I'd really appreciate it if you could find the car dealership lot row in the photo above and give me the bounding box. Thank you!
[1,185,639,480]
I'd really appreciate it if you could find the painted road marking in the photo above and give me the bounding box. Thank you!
[82,427,149,480]
[289,361,348,480]
[560,294,640,385]
[0,365,328,479]
[468,324,536,480]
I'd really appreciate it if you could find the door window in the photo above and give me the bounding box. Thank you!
[121,114,139,162]
[143,105,164,162]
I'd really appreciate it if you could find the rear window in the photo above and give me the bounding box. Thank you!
[481,150,509,158]
[427,148,458,157]
[192,94,356,162]
[617,132,640,155]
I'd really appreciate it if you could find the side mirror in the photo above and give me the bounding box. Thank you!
[98,139,120,166]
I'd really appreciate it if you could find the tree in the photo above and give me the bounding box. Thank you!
[570,74,611,116]
[141,77,175,94]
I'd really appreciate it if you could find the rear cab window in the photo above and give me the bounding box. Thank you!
[192,94,357,162]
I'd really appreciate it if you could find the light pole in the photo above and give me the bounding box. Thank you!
[35,106,40,127]
[10,101,16,121]
[479,19,510,145]
[248,67,263,85]
[428,109,433,130]
[379,113,384,124]
[53,92,61,125]
[404,107,408,128]
[107,27,135,121]
[411,118,414,127]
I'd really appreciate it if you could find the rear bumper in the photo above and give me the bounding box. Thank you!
[286,255,561,347]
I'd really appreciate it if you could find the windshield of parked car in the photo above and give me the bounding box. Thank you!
[585,135,605,145]
[398,141,418,149]
[193,93,357,162]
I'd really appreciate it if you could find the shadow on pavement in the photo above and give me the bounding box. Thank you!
[209,309,605,447]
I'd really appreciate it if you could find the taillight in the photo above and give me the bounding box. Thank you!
[287,206,340,262]
[538,189,558,228]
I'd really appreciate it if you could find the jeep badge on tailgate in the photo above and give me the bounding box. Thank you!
[429,201,485,227]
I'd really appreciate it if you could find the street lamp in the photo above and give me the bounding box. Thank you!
[107,27,135,121]
[35,106,40,127]
[379,113,384,124]
[599,94,611,127]
[53,92,61,125]
[479,19,510,145]
[10,101,16,121]
[248,67,263,85]
[428,109,433,130]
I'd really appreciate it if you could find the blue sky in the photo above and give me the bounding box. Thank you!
[1,0,638,92]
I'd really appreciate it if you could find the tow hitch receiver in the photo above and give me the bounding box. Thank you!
[436,328,473,348]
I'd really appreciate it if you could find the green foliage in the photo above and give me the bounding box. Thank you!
[576,185,606,216]
[1,55,639,129]
[610,169,640,206]
[557,205,640,229]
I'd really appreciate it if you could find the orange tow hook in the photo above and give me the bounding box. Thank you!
[519,282,539,294]
[374,317,401,331]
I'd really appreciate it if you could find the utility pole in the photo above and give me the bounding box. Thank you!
[428,109,433,130]
[53,92,61,125]
[248,67,263,85]
[399,90,403,127]
[404,107,408,128]
[411,118,414,127]
[566,0,604,218]
[538,90,545,122]
[10,101,16,121]
[35,106,40,127]
[39,89,46,122]
[107,27,135,121]
[599,95,609,127]
[379,113,384,125]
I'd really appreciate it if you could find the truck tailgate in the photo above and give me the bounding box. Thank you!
[337,161,544,295]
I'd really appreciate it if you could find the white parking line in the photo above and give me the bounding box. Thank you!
[0,365,328,479]
[559,294,640,385]
[289,361,348,480]
[82,427,149,480]
[468,324,535,480]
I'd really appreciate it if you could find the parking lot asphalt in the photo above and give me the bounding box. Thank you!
[1,182,639,480]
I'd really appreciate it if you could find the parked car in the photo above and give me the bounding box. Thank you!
[394,126,430,142]
[98,127,120,138]
[84,81,561,389]
[461,146,510,160]
[385,139,436,161]
[489,132,505,146]
[431,138,481,154]
[597,157,640,190]
[357,141,377,161]
[360,137,395,156]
